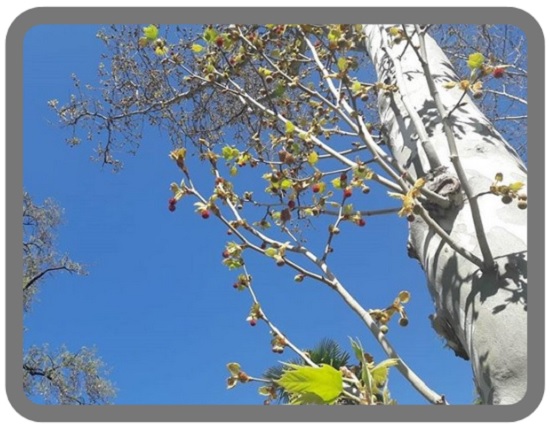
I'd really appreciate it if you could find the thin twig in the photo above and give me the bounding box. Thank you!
[243,264,318,368]
[485,88,527,106]
[221,75,403,193]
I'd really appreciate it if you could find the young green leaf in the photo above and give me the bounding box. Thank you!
[272,83,286,98]
[289,392,329,405]
[143,25,159,41]
[276,363,343,404]
[509,182,525,192]
[203,27,218,44]
[328,27,341,42]
[337,57,348,72]
[280,179,293,190]
[227,362,241,376]
[222,145,239,161]
[371,358,399,390]
[307,151,319,166]
[351,81,362,94]
[467,52,485,70]
[258,386,273,396]
[191,44,204,53]
[349,338,373,396]
[349,337,365,364]
[389,26,401,36]
[285,121,296,135]
[331,177,343,189]
[264,247,278,258]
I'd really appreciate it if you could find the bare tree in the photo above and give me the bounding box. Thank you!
[23,192,116,405]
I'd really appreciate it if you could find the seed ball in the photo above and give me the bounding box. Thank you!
[517,200,528,210]
[501,195,513,204]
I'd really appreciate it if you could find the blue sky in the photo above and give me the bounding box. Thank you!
[23,24,483,405]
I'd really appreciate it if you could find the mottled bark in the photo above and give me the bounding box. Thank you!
[364,25,527,404]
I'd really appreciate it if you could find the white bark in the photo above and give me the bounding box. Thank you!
[364,25,527,404]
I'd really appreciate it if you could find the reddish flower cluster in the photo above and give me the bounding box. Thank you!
[168,197,177,212]
[493,67,505,78]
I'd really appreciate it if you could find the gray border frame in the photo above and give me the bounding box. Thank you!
[6,7,544,422]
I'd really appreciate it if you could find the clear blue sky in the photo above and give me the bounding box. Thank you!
[23,24,480,405]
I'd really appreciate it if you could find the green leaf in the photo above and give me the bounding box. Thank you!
[371,358,399,389]
[354,165,374,180]
[349,338,373,395]
[265,248,278,258]
[276,363,343,404]
[307,151,319,166]
[280,179,293,190]
[328,28,341,42]
[289,392,329,405]
[258,386,273,396]
[509,182,525,192]
[258,67,272,77]
[203,27,218,44]
[389,26,401,36]
[349,338,364,363]
[351,81,362,94]
[467,52,485,70]
[191,44,204,53]
[222,145,239,161]
[223,257,244,270]
[285,121,296,135]
[331,177,342,189]
[272,83,286,98]
[337,57,348,72]
[155,46,168,56]
[342,204,354,216]
[143,25,159,41]
[227,362,241,376]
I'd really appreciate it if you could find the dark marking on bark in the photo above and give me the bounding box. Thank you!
[407,241,419,260]
[429,312,469,360]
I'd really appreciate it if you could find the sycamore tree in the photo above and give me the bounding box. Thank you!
[23,192,116,404]
[50,24,527,405]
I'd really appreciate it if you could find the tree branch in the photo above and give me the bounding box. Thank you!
[414,27,494,270]
[23,266,75,291]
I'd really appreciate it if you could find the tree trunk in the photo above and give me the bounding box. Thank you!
[364,25,527,404]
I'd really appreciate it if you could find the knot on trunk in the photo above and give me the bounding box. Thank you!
[423,166,462,217]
